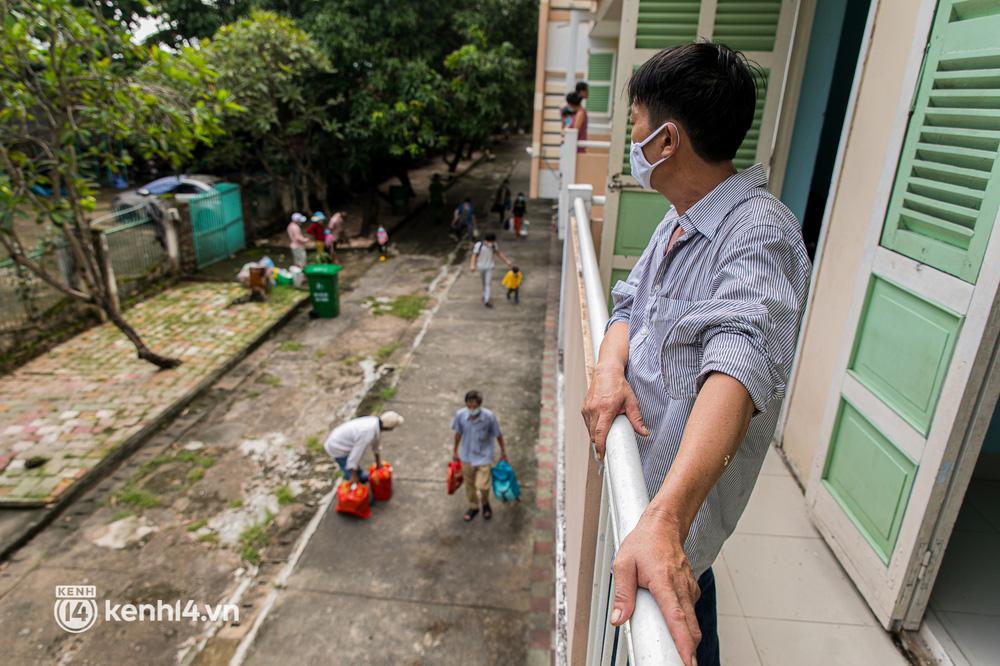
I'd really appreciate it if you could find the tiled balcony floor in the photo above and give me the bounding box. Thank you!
[716,446,910,665]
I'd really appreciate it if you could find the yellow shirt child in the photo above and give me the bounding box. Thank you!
[502,266,523,304]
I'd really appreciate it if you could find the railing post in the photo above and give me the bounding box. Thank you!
[559,129,578,240]
[165,208,181,276]
[93,230,120,314]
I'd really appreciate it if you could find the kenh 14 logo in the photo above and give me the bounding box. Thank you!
[54,585,98,633]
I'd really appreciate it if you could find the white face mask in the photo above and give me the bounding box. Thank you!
[469,407,481,417]
[629,122,675,190]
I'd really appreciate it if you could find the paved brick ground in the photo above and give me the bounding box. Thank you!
[0,283,305,505]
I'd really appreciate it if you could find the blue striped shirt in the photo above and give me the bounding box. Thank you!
[608,165,811,576]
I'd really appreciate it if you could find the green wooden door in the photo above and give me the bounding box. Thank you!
[879,0,1000,283]
[807,0,1000,630]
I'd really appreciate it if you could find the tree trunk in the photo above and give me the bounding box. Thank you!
[106,304,181,369]
[465,143,476,160]
[447,143,465,173]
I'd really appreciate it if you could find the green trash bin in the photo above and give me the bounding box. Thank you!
[303,263,342,318]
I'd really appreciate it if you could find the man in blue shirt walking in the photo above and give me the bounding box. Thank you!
[451,390,508,522]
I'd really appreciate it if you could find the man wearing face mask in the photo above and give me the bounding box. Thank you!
[581,43,811,666]
[452,390,508,522]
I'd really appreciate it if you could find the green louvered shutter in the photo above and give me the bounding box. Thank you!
[880,1,1000,283]
[587,52,614,116]
[635,0,701,49]
[734,68,770,171]
[712,0,782,52]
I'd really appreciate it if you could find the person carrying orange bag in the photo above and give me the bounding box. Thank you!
[323,411,405,489]
[451,389,509,522]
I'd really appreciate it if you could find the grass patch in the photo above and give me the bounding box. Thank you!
[378,386,397,401]
[238,513,274,565]
[115,486,159,510]
[186,518,209,532]
[278,340,305,353]
[226,498,244,509]
[198,533,219,545]
[275,485,296,506]
[305,435,323,454]
[186,467,205,484]
[111,509,133,522]
[387,294,429,321]
[258,373,281,386]
[174,451,215,468]
[315,349,326,359]
[374,342,399,366]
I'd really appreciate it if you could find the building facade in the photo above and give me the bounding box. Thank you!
[539,1,1000,663]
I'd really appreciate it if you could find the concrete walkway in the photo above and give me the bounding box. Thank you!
[241,149,554,664]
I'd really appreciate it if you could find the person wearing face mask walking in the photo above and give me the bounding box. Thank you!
[581,43,811,666]
[469,232,513,308]
[451,390,508,522]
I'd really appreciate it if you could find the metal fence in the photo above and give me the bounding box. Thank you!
[1,203,169,336]
[0,243,69,335]
[98,203,167,299]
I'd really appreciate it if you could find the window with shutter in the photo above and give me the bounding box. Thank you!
[712,0,782,52]
[587,52,615,116]
[734,68,770,171]
[635,0,701,50]
[880,1,1000,283]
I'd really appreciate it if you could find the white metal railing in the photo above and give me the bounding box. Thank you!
[578,139,612,149]
[570,194,683,666]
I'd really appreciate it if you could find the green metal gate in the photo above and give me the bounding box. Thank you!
[189,183,246,268]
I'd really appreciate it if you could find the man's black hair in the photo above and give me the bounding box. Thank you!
[464,197,471,202]
[565,91,582,106]
[485,232,497,241]
[575,81,589,93]
[627,42,761,163]
[465,390,483,404]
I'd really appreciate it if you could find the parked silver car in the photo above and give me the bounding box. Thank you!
[111,175,222,211]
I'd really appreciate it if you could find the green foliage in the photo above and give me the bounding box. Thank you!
[278,340,305,352]
[304,435,323,453]
[186,467,205,483]
[378,386,397,401]
[275,485,296,506]
[387,294,430,321]
[0,0,230,233]
[115,486,159,510]
[239,512,274,564]
[374,342,399,365]
[186,518,209,532]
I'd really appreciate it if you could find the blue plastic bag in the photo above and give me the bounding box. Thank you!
[491,460,521,503]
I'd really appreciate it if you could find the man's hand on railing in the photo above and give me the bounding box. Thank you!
[610,510,701,666]
[581,362,648,459]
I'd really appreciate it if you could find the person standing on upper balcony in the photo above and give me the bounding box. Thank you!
[574,81,589,152]
[581,43,811,666]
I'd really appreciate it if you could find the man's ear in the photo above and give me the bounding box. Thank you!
[657,122,682,160]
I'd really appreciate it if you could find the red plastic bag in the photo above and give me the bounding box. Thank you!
[447,460,463,495]
[335,481,372,519]
[368,461,393,502]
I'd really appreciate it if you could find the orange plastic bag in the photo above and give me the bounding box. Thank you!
[368,461,393,502]
[335,481,372,519]
[447,460,464,495]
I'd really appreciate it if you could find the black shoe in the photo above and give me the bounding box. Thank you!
[484,301,493,308]
[506,292,511,300]
[463,508,479,522]
[482,503,492,520]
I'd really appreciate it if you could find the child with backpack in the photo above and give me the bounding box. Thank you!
[511,193,527,239]
[376,225,389,262]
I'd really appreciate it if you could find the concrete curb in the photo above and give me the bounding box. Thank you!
[0,292,311,560]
